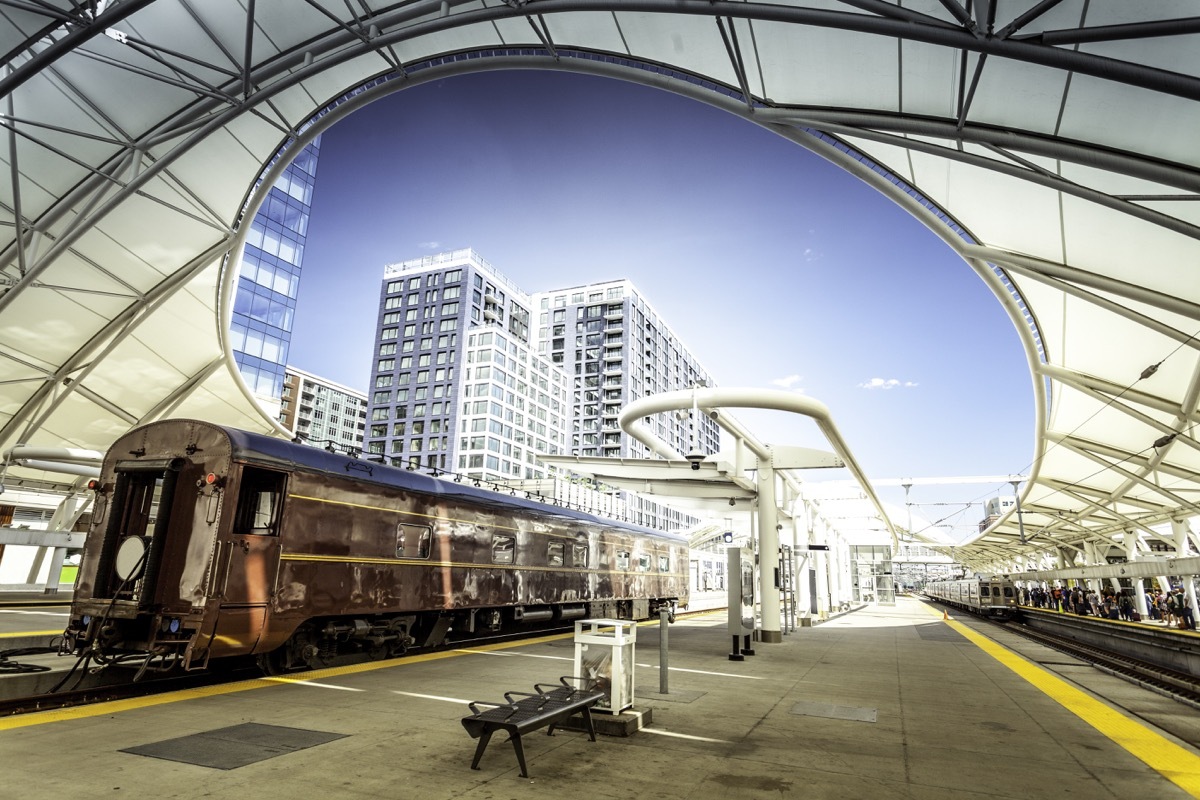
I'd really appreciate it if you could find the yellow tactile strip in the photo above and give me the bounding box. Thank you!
[0,630,576,732]
[928,604,1200,797]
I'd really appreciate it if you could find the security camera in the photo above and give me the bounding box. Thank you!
[685,450,705,471]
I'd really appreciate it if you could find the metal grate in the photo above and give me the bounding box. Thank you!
[121,723,346,770]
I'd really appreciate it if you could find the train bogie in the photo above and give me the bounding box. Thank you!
[62,420,688,676]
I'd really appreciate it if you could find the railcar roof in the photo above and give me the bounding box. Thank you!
[221,425,680,542]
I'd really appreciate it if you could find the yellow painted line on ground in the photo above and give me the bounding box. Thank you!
[0,630,577,732]
[0,630,60,638]
[925,603,1200,797]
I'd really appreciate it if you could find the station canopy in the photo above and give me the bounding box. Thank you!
[2,2,1199,571]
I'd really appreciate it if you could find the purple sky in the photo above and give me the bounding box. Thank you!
[290,70,1032,539]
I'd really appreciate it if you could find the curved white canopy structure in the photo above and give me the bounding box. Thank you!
[2,2,1199,571]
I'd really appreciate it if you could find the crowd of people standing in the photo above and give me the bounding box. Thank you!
[1021,584,1195,630]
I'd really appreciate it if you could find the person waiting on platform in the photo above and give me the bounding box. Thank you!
[1119,593,1134,622]
[1178,590,1196,630]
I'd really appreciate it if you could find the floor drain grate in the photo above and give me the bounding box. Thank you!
[121,722,347,770]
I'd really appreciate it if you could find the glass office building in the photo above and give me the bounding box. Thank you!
[230,137,321,411]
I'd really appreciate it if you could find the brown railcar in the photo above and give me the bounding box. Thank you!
[63,419,688,676]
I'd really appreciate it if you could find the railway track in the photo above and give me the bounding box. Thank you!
[0,663,264,718]
[993,616,1200,709]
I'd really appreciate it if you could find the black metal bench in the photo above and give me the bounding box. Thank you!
[461,676,606,778]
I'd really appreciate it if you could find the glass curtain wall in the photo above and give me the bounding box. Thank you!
[231,138,321,405]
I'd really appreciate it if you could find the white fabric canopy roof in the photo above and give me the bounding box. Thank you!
[2,1,1198,570]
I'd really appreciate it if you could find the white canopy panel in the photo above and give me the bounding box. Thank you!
[2,1,1199,572]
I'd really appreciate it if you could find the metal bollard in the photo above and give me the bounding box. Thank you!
[659,607,669,694]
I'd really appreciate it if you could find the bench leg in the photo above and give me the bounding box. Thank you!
[509,733,529,778]
[580,707,598,742]
[470,729,494,771]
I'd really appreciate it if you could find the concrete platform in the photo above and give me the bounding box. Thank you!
[2,597,1199,799]
[0,594,69,652]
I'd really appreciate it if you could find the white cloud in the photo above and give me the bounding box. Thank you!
[418,240,442,250]
[771,374,806,393]
[858,377,918,390]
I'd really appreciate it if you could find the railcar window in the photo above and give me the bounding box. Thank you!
[234,468,285,535]
[616,550,630,570]
[571,542,588,568]
[637,554,651,572]
[118,472,164,537]
[980,586,991,597]
[492,535,515,564]
[547,541,564,567]
[396,523,432,559]
[1003,587,1014,597]
[658,555,670,572]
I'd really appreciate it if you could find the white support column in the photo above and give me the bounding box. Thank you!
[1083,542,1102,595]
[24,547,47,584]
[1127,531,1149,618]
[757,454,781,643]
[1172,518,1190,557]
[41,490,88,592]
[1177,520,1200,622]
[814,516,830,619]
[44,546,67,594]
[1056,547,1071,570]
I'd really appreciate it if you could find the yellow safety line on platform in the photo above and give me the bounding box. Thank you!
[0,630,576,732]
[928,605,1200,798]
[0,630,59,638]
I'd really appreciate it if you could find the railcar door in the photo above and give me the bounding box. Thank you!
[88,458,188,608]
[209,466,285,656]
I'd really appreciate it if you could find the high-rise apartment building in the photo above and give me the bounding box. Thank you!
[230,137,321,410]
[363,250,716,531]
[364,250,568,480]
[530,280,719,460]
[279,366,367,453]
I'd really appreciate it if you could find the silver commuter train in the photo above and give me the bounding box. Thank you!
[924,576,1019,620]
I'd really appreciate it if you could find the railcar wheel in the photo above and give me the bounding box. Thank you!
[256,648,289,676]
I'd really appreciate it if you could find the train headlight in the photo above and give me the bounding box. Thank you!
[81,614,92,627]
[169,618,180,633]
